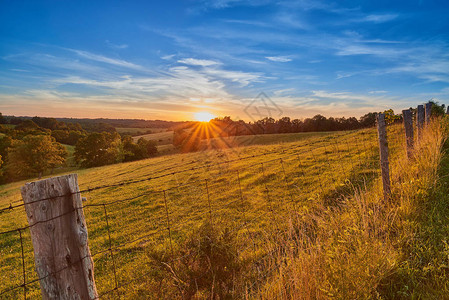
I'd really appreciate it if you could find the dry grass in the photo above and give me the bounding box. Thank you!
[1,120,446,299]
[257,119,447,299]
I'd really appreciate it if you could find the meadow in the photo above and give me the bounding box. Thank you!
[115,127,168,136]
[0,121,446,299]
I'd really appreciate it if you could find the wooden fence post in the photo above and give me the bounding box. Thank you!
[377,113,391,201]
[21,174,98,300]
[417,104,424,141]
[402,109,414,158]
[425,102,432,125]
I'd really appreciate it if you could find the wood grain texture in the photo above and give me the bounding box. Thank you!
[376,113,391,201]
[402,109,414,158]
[21,174,97,300]
[425,102,432,125]
[417,104,424,141]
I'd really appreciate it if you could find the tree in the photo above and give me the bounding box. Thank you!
[121,136,158,161]
[429,100,446,117]
[74,132,121,167]
[384,109,401,124]
[359,112,377,128]
[6,135,67,179]
[15,120,40,131]
[137,137,158,157]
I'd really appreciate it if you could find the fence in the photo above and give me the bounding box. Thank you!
[0,104,434,299]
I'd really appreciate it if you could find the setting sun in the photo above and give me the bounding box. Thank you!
[194,111,215,122]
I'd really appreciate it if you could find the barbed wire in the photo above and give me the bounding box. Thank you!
[0,128,383,299]
[0,129,363,213]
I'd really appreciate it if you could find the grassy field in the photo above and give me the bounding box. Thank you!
[116,127,168,136]
[132,130,174,145]
[202,131,335,149]
[1,122,443,299]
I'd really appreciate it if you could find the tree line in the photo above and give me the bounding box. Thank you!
[0,114,157,183]
[0,101,444,183]
[173,101,446,153]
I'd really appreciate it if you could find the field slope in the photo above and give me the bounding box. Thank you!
[0,125,421,299]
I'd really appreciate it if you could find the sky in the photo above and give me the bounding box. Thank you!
[0,0,449,121]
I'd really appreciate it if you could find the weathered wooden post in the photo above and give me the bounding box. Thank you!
[402,109,414,158]
[21,174,98,300]
[377,113,391,201]
[446,106,449,115]
[425,102,432,125]
[417,105,425,141]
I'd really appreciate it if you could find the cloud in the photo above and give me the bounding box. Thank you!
[52,59,263,102]
[335,44,406,57]
[161,54,176,60]
[274,11,309,29]
[196,0,270,9]
[178,58,221,66]
[105,40,128,50]
[362,14,398,23]
[369,90,388,94]
[68,49,143,70]
[266,56,292,62]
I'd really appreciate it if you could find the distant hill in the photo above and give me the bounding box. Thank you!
[55,117,190,129]
[3,115,193,129]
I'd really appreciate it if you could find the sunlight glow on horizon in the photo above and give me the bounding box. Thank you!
[194,111,216,122]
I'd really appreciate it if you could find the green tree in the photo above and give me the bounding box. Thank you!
[429,100,446,117]
[74,132,121,167]
[384,109,401,124]
[359,112,377,127]
[136,137,158,158]
[122,136,158,162]
[6,135,67,179]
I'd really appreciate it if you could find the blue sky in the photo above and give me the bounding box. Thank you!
[1,0,448,121]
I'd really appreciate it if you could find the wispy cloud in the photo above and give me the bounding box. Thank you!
[161,54,176,60]
[105,40,129,50]
[178,58,221,66]
[362,14,398,23]
[68,49,143,70]
[266,56,292,62]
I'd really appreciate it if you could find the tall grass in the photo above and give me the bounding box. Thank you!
[258,118,448,299]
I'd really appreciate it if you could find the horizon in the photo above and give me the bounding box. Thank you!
[1,1,449,120]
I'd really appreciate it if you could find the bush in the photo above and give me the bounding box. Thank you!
[148,221,246,299]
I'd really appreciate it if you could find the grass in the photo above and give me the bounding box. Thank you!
[257,119,449,299]
[116,127,167,136]
[0,121,446,299]
[131,130,174,145]
[202,131,335,149]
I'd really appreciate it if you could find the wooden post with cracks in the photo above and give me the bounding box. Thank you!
[425,102,432,125]
[417,104,425,141]
[376,113,391,201]
[21,174,98,300]
[402,109,414,158]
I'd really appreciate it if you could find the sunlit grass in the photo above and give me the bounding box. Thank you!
[258,119,448,299]
[0,125,421,299]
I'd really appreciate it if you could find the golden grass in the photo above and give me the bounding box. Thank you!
[257,119,447,299]
[2,121,443,299]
